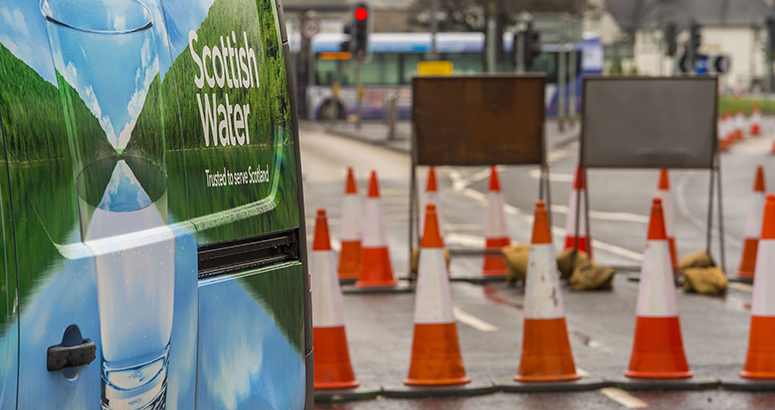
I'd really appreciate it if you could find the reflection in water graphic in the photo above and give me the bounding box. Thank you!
[77,157,174,410]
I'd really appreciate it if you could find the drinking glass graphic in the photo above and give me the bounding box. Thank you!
[42,0,174,409]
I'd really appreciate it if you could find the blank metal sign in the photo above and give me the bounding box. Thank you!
[412,75,546,166]
[582,77,718,169]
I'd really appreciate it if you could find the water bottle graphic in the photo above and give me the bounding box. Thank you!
[41,0,174,408]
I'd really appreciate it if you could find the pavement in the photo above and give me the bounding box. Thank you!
[299,119,775,409]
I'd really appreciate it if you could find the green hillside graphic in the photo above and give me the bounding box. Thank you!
[0,44,116,164]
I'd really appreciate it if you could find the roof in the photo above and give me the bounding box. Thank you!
[606,0,774,31]
[281,0,413,11]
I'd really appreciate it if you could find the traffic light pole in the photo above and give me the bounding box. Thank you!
[355,59,362,129]
[515,31,525,73]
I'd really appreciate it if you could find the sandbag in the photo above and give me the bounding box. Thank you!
[678,250,716,270]
[502,243,530,283]
[681,267,727,295]
[569,260,615,291]
[410,246,451,277]
[556,249,590,279]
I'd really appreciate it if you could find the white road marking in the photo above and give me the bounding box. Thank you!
[446,233,486,248]
[600,387,648,408]
[575,367,591,377]
[529,169,575,182]
[448,165,645,262]
[551,204,649,224]
[453,307,498,332]
[729,282,754,292]
[675,172,742,248]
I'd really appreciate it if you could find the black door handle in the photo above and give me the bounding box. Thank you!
[47,325,97,371]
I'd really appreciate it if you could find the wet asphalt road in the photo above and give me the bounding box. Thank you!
[300,122,775,409]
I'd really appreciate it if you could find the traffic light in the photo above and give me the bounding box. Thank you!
[689,20,702,63]
[351,2,371,60]
[340,23,351,52]
[524,21,541,69]
[665,22,677,57]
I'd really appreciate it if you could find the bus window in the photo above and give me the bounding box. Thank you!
[382,54,401,85]
[446,53,484,74]
[403,54,423,84]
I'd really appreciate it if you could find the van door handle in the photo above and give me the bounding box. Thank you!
[47,325,97,371]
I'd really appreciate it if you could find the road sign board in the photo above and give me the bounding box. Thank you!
[301,17,322,40]
[319,52,352,60]
[417,61,454,77]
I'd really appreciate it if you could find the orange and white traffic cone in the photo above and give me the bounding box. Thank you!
[482,166,510,276]
[421,166,445,239]
[355,171,397,288]
[516,200,579,382]
[311,209,359,389]
[718,115,729,152]
[737,166,766,282]
[405,203,470,386]
[655,170,678,274]
[338,167,362,281]
[751,103,762,136]
[727,113,737,145]
[736,108,746,140]
[741,194,775,378]
[625,197,692,379]
[564,164,593,258]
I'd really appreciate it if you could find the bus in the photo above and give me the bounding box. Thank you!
[295,31,604,120]
[0,0,311,408]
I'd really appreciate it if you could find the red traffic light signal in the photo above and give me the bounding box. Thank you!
[355,7,368,21]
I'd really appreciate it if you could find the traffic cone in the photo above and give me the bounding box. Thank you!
[751,103,762,136]
[338,167,362,281]
[421,167,445,239]
[655,170,678,274]
[736,108,746,140]
[564,164,593,258]
[718,115,729,152]
[736,166,766,281]
[405,203,470,386]
[741,193,775,378]
[516,200,579,382]
[482,166,510,276]
[625,197,692,379]
[311,209,359,389]
[355,171,397,288]
[726,112,737,144]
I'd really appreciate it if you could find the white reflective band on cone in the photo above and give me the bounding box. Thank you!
[524,244,566,319]
[656,190,675,237]
[485,191,508,238]
[311,250,345,327]
[745,193,766,239]
[565,189,588,235]
[340,194,362,241]
[752,240,775,316]
[414,248,455,324]
[362,198,388,248]
[636,240,678,317]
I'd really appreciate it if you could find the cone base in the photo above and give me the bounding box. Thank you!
[403,376,472,386]
[514,373,580,382]
[406,323,468,386]
[627,317,691,379]
[315,380,361,389]
[741,316,775,378]
[338,241,362,280]
[517,318,578,382]
[624,370,693,379]
[314,327,359,389]
[482,237,510,276]
[355,247,396,288]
